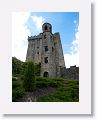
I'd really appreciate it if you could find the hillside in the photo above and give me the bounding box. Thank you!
[12,57,79,102]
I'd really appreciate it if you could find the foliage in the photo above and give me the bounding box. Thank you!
[12,57,41,77]
[23,61,36,91]
[12,77,17,81]
[12,87,25,102]
[34,63,41,76]
[12,57,24,75]
[20,62,28,75]
[36,77,64,88]
[37,80,79,102]
[12,81,21,89]
[12,57,79,102]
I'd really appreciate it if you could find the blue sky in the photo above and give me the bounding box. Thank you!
[12,12,79,68]
[26,12,79,54]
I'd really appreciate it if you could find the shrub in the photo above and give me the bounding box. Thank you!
[12,87,25,102]
[34,63,41,76]
[20,75,25,81]
[12,81,21,89]
[12,57,23,75]
[12,77,17,81]
[23,61,36,91]
[36,77,64,88]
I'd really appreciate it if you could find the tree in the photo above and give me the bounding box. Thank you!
[23,61,36,91]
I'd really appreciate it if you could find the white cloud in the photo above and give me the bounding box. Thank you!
[64,25,79,68]
[12,13,45,62]
[31,16,45,32]
[12,12,31,61]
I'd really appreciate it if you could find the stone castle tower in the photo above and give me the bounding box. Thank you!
[26,23,65,78]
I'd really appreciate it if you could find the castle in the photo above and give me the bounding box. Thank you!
[26,23,65,78]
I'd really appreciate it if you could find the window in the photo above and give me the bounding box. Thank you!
[50,35,52,39]
[44,57,48,63]
[44,46,48,52]
[45,25,47,30]
[43,72,49,77]
[52,47,54,52]
[37,51,39,54]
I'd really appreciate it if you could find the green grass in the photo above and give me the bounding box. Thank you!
[12,58,79,102]
[37,80,79,102]
[12,74,79,102]
[36,77,64,88]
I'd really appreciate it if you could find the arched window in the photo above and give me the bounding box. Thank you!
[43,72,49,77]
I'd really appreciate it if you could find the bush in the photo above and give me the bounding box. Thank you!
[23,61,36,91]
[36,77,64,88]
[12,87,25,102]
[20,75,25,81]
[12,81,21,89]
[12,77,17,81]
[34,63,41,76]
[12,57,23,75]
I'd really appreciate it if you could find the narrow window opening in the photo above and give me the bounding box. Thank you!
[44,57,48,63]
[37,51,39,54]
[52,47,54,52]
[44,46,48,52]
[45,25,47,30]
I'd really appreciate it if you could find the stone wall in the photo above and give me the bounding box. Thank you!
[26,23,65,78]
[60,65,79,80]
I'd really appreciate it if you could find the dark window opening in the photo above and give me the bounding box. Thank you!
[50,35,52,39]
[44,46,48,52]
[52,47,54,52]
[37,51,39,54]
[45,25,47,30]
[43,72,49,77]
[44,57,48,63]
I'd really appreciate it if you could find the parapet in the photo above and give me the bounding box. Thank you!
[28,33,42,41]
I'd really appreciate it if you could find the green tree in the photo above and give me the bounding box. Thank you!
[23,61,36,91]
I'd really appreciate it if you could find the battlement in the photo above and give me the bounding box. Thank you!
[28,33,42,41]
[60,65,79,80]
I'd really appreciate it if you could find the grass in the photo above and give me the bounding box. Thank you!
[37,80,79,102]
[12,74,79,102]
[36,77,64,88]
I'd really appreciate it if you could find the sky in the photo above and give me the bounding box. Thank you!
[12,12,79,68]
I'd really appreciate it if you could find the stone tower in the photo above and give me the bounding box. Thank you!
[26,23,65,78]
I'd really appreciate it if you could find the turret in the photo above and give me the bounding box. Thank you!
[42,23,52,33]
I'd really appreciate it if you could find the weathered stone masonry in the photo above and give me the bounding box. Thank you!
[26,23,65,78]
